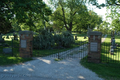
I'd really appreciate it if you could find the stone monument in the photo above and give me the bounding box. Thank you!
[112,37,116,49]
[0,34,4,43]
[75,35,77,40]
[13,32,18,40]
[88,31,102,63]
[19,31,33,58]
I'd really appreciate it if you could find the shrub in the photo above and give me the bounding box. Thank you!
[33,30,54,49]
[54,31,75,48]
[33,30,75,49]
[61,31,75,47]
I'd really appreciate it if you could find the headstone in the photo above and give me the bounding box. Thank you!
[6,35,9,39]
[75,35,77,40]
[112,37,116,49]
[19,31,33,58]
[0,34,4,43]
[3,48,12,54]
[3,43,9,47]
[13,32,18,40]
[110,46,114,55]
[88,31,102,63]
[0,34,2,41]
[84,36,86,39]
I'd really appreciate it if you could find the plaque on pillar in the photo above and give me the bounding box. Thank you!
[19,31,33,58]
[90,42,98,52]
[21,40,26,48]
[88,31,102,63]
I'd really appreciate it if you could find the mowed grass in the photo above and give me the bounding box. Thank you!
[101,35,120,63]
[81,34,120,80]
[0,35,32,66]
[80,59,120,80]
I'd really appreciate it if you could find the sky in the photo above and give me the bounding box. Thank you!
[43,0,107,21]
[89,0,107,21]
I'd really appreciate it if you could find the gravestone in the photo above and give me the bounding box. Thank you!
[84,36,86,39]
[0,34,2,41]
[112,37,116,49]
[75,35,77,40]
[3,48,12,54]
[0,34,4,43]
[19,31,33,58]
[110,46,114,55]
[3,43,9,47]
[6,35,9,39]
[13,32,18,40]
[88,31,102,63]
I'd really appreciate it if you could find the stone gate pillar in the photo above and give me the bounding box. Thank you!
[19,31,33,58]
[88,31,102,63]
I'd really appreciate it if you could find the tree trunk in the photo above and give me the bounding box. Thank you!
[67,22,72,32]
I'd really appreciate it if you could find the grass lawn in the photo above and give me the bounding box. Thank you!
[0,35,32,66]
[80,34,120,80]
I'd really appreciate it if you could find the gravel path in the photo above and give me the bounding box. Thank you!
[0,35,107,80]
[102,34,107,42]
[0,57,103,80]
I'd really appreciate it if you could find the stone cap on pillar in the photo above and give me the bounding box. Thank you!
[89,31,102,36]
[19,30,33,35]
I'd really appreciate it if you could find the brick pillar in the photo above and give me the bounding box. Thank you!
[19,31,33,58]
[88,31,102,63]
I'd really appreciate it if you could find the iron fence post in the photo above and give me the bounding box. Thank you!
[12,39,13,56]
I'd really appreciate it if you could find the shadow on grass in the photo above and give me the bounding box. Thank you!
[0,55,32,66]
[80,58,120,80]
[80,34,120,80]
[101,42,120,63]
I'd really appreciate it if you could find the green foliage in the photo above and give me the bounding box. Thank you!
[89,0,120,8]
[54,31,75,47]
[0,17,12,34]
[49,0,88,31]
[61,31,75,47]
[33,29,54,49]
[106,5,120,30]
[33,30,75,49]
[0,0,52,33]
[49,0,102,32]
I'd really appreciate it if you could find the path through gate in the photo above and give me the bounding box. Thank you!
[48,41,88,59]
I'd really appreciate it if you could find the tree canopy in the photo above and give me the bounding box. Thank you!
[89,0,120,8]
[0,0,51,33]
[49,0,102,32]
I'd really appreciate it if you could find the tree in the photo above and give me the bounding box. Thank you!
[0,0,51,33]
[0,17,12,34]
[73,10,102,32]
[111,19,120,31]
[50,0,88,32]
[89,0,120,8]
[105,1,120,30]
